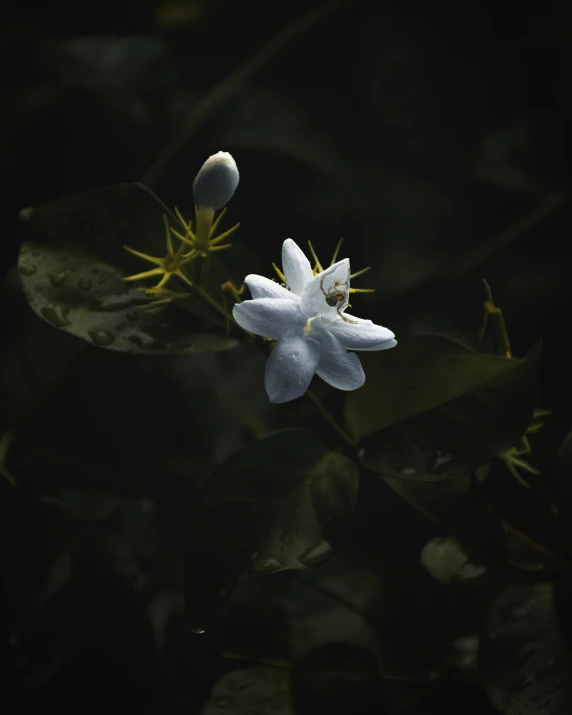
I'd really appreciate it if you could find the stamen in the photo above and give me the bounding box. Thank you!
[209,208,227,238]
[123,268,164,282]
[209,222,241,246]
[307,241,324,273]
[272,262,286,283]
[330,238,343,265]
[123,246,163,265]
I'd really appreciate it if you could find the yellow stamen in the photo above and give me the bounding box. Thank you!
[330,238,343,265]
[170,226,196,248]
[209,222,241,246]
[307,241,324,273]
[349,288,375,294]
[505,461,533,489]
[123,246,163,265]
[272,262,286,283]
[123,268,164,282]
[209,244,233,252]
[209,208,227,238]
[174,269,194,289]
[350,266,371,280]
[174,206,190,231]
[163,215,175,258]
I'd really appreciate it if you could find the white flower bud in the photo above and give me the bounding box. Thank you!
[192,151,239,210]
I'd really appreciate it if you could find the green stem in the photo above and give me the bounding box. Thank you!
[138,1,344,186]
[306,388,357,447]
[191,283,237,326]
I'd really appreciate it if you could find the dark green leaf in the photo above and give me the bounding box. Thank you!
[18,240,236,354]
[479,582,571,714]
[290,643,387,715]
[185,429,359,627]
[201,667,293,715]
[345,334,541,463]
[18,184,238,353]
[360,425,507,571]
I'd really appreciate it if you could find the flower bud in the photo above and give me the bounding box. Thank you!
[192,151,239,210]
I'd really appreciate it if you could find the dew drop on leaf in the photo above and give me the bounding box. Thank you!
[41,304,71,328]
[48,271,68,287]
[19,263,37,275]
[88,330,116,347]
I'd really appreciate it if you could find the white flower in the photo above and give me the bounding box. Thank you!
[233,239,397,404]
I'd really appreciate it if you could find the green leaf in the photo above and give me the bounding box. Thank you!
[201,667,293,715]
[185,429,359,628]
[479,582,570,714]
[18,184,238,353]
[290,644,387,715]
[345,334,541,463]
[359,425,507,571]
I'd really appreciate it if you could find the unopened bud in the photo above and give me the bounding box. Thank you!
[192,151,239,210]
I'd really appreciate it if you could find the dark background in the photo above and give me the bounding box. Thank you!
[1,0,571,713]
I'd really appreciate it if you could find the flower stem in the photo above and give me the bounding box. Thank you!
[139,2,344,186]
[306,388,357,447]
[191,283,237,326]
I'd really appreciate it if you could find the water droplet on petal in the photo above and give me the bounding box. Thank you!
[49,271,67,287]
[88,330,115,347]
[78,277,92,290]
[19,263,37,275]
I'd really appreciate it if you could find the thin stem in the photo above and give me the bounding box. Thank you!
[139,1,344,186]
[451,191,570,276]
[306,388,357,447]
[191,283,236,325]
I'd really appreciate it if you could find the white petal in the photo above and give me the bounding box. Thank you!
[312,327,365,391]
[265,330,321,403]
[281,239,313,296]
[327,314,397,351]
[244,274,297,301]
[233,298,307,339]
[300,258,351,321]
[192,151,239,209]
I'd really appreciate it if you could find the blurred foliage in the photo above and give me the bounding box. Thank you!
[2,0,572,713]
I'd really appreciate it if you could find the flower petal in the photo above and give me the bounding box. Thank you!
[244,274,297,301]
[312,327,365,391]
[192,151,239,209]
[233,298,307,339]
[282,239,313,296]
[300,258,350,321]
[265,330,321,403]
[327,315,397,351]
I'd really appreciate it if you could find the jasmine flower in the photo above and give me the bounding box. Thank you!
[233,239,396,403]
